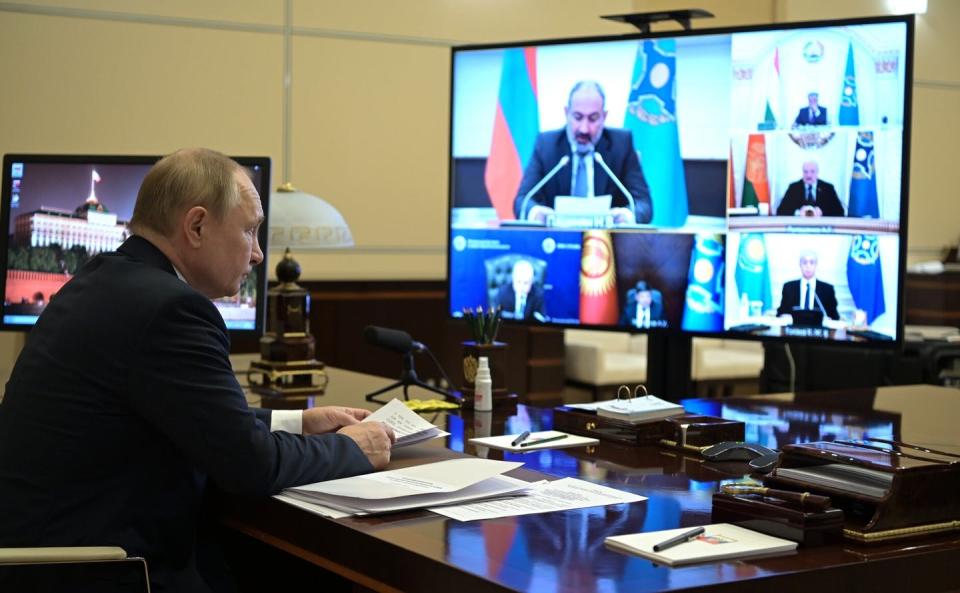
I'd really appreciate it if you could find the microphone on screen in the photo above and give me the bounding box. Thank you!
[516,155,571,220]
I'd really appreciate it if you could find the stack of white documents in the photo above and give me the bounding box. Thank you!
[364,398,449,447]
[277,458,531,517]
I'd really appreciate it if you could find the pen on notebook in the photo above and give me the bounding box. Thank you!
[520,434,568,448]
[511,430,531,447]
[652,526,705,552]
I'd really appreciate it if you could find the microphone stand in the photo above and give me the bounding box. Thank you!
[516,155,570,220]
[813,290,830,320]
[593,152,636,219]
[365,349,453,404]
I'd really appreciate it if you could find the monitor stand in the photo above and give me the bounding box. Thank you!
[646,333,692,401]
[600,9,714,34]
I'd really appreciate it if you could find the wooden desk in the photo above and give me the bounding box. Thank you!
[220,377,960,592]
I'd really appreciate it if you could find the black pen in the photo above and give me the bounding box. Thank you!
[652,526,705,552]
[511,430,531,447]
[520,434,568,448]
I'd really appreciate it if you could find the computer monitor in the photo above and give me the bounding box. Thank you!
[447,15,912,345]
[0,154,271,335]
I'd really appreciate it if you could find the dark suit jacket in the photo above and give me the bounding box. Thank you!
[496,284,546,321]
[776,278,840,320]
[0,236,372,591]
[776,180,845,217]
[795,106,828,126]
[513,128,652,223]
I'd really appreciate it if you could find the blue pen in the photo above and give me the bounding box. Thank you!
[511,430,531,447]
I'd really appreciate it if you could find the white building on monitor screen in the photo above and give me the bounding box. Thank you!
[13,197,128,254]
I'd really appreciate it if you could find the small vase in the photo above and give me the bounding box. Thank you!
[461,341,508,395]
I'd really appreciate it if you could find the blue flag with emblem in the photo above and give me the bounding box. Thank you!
[848,131,879,218]
[734,234,772,311]
[839,43,860,126]
[846,235,885,324]
[625,39,688,227]
[681,234,724,332]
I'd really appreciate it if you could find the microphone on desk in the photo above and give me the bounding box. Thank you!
[363,326,454,404]
[363,326,425,354]
[516,155,570,221]
[593,152,636,220]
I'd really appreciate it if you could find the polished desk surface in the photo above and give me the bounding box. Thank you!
[223,362,960,592]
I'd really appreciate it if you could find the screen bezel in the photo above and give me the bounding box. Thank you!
[446,14,914,348]
[0,153,272,336]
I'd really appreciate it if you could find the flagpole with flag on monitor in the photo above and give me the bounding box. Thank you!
[741,134,771,215]
[839,43,860,127]
[88,169,101,202]
[484,47,539,222]
[847,234,886,327]
[624,39,688,228]
[734,233,773,320]
[849,131,880,218]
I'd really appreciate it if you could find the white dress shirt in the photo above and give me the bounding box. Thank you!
[636,307,650,328]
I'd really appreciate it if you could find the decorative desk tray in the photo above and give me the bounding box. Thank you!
[552,406,743,451]
[763,440,960,543]
[712,491,844,547]
[658,415,745,452]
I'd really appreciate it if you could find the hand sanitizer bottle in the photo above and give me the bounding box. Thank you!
[474,356,493,412]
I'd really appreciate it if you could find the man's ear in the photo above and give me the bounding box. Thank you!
[182,206,208,248]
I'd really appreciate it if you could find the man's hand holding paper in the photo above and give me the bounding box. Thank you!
[303,405,372,434]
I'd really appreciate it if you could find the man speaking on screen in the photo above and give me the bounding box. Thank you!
[776,250,840,321]
[513,81,652,225]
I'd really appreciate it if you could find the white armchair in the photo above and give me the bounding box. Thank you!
[690,338,764,397]
[564,330,647,399]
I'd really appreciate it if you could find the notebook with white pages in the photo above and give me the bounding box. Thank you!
[605,523,797,566]
[595,395,685,424]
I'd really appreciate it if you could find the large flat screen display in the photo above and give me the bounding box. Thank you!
[0,154,271,334]
[448,15,912,344]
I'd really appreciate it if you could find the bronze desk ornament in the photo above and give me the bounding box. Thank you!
[248,248,327,403]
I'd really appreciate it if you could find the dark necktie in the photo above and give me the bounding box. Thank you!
[573,153,589,197]
[806,184,814,203]
[806,282,814,310]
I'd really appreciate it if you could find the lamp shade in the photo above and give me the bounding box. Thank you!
[268,184,354,250]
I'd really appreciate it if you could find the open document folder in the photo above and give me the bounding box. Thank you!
[279,458,527,516]
[364,398,449,447]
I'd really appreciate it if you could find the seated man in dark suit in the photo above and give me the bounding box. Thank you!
[513,80,652,225]
[619,281,666,329]
[496,259,546,321]
[776,160,845,217]
[794,92,828,126]
[0,148,395,591]
[776,250,840,320]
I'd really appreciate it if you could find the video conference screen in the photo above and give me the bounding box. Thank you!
[0,154,271,333]
[448,16,911,344]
